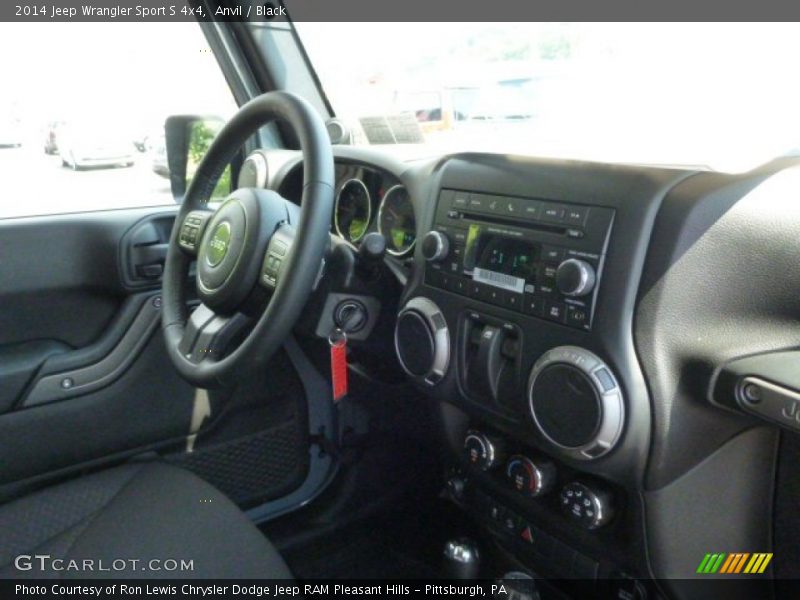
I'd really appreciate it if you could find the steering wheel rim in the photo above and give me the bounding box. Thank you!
[161,91,334,388]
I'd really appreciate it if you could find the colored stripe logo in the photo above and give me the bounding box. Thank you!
[697,553,772,574]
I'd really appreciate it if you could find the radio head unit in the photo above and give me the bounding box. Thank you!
[423,189,614,330]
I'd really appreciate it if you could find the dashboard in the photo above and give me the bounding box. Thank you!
[243,144,800,598]
[261,156,417,258]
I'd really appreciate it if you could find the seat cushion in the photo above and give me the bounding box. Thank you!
[0,462,292,579]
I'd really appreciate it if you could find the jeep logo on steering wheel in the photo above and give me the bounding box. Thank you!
[206,221,231,267]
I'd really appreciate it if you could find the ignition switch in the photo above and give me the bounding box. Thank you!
[334,300,368,333]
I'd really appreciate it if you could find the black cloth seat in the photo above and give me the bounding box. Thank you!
[0,462,292,579]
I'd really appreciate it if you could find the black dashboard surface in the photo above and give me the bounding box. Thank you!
[260,144,800,592]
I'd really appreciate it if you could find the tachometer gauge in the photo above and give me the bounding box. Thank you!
[378,185,416,256]
[335,179,371,243]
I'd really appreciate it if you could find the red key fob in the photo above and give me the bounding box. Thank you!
[329,328,348,402]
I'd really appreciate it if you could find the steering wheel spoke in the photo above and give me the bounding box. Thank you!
[177,210,214,256]
[179,304,251,364]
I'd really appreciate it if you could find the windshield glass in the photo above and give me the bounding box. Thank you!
[295,22,800,171]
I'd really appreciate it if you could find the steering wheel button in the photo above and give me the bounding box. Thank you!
[272,241,288,256]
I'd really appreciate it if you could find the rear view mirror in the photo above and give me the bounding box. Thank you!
[164,115,230,204]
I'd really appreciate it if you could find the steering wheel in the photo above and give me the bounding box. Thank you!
[161,91,334,388]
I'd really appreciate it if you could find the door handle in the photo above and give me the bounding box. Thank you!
[121,215,176,285]
[132,242,168,279]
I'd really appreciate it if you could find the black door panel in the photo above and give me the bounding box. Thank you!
[0,332,194,492]
[0,208,179,413]
[0,339,70,414]
[0,207,177,348]
[21,292,163,408]
[0,206,311,511]
[0,207,196,494]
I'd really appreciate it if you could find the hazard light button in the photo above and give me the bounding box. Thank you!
[521,525,534,543]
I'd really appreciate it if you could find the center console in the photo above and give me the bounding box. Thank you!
[391,153,689,590]
[395,185,627,463]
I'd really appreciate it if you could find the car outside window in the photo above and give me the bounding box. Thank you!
[295,22,800,171]
[0,23,237,219]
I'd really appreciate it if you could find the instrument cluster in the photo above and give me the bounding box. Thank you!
[332,165,416,257]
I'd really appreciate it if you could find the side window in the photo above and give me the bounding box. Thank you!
[0,23,237,219]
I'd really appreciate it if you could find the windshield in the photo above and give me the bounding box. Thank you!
[295,22,800,171]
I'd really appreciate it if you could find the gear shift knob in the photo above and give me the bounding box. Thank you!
[443,538,481,579]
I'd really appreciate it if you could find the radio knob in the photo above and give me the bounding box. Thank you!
[463,430,506,471]
[556,258,596,297]
[422,231,450,262]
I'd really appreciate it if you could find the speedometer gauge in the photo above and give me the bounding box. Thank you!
[378,185,416,256]
[335,179,371,243]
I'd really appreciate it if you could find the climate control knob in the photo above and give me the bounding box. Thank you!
[506,455,556,497]
[559,481,614,529]
[463,430,506,471]
[555,258,596,297]
[421,231,450,262]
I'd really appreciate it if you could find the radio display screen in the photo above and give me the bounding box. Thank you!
[464,225,539,293]
[477,236,538,281]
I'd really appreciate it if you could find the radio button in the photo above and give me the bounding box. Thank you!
[452,191,470,208]
[565,206,588,225]
[485,286,505,306]
[467,281,488,301]
[522,200,542,220]
[545,301,567,323]
[504,293,523,311]
[468,194,489,211]
[523,295,545,317]
[539,284,556,296]
[566,305,590,329]
[484,195,504,214]
[542,246,564,262]
[542,203,566,223]
[451,229,468,244]
[450,277,468,295]
[501,198,521,216]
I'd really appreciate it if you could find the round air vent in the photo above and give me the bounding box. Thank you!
[528,346,624,460]
[395,297,450,385]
